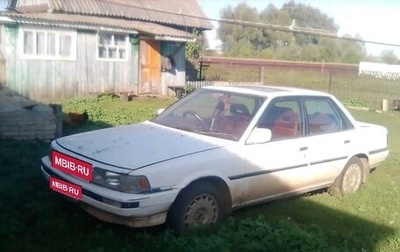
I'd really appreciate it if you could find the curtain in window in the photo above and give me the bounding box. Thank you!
[23,31,34,54]
[36,32,45,55]
[47,33,56,55]
[60,35,71,56]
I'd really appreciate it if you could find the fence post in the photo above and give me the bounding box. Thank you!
[260,66,264,84]
[382,99,389,112]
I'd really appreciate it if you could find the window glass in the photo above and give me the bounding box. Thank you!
[99,46,106,58]
[115,34,126,46]
[257,99,302,140]
[97,33,128,60]
[304,98,352,134]
[153,89,265,141]
[60,35,71,56]
[119,49,126,59]
[36,32,45,55]
[108,48,117,58]
[99,34,112,45]
[20,28,76,60]
[47,33,56,55]
[23,31,34,54]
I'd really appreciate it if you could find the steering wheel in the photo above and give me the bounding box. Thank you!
[183,110,205,125]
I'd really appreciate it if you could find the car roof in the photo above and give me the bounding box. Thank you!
[202,85,332,98]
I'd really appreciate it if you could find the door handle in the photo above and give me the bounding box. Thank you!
[299,146,308,151]
[344,139,351,144]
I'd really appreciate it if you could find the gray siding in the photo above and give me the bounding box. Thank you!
[2,25,139,101]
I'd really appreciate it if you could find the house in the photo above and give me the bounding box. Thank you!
[0,0,212,101]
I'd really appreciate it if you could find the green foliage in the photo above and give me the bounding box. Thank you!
[129,216,345,251]
[219,3,270,57]
[61,94,176,134]
[185,29,206,61]
[343,99,368,108]
[381,50,400,64]
[184,84,197,94]
[217,2,370,63]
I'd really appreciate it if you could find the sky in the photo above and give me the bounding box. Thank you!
[197,0,400,56]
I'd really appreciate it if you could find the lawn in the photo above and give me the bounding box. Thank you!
[1,93,399,251]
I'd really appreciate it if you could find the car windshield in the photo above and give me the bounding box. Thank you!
[152,88,265,141]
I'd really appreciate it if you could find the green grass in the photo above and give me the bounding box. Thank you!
[60,94,178,135]
[1,94,400,251]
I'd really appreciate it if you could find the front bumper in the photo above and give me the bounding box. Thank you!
[41,156,178,228]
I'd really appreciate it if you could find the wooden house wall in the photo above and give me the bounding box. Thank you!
[2,25,139,101]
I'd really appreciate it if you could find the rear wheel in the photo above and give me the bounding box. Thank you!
[167,182,225,233]
[329,157,364,195]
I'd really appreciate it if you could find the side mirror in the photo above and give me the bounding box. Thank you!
[246,128,272,145]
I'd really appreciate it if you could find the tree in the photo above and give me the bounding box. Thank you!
[282,1,338,46]
[336,34,365,64]
[185,29,207,61]
[216,1,366,63]
[381,50,399,64]
[259,6,293,52]
[218,3,264,57]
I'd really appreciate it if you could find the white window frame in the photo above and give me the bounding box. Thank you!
[96,32,129,61]
[19,27,77,61]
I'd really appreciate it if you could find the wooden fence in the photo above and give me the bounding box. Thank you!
[186,81,262,89]
[174,80,263,98]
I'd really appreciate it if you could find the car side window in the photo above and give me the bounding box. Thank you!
[304,98,350,135]
[257,100,302,140]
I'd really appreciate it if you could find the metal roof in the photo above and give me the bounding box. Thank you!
[4,13,196,41]
[4,0,212,41]
[47,0,213,30]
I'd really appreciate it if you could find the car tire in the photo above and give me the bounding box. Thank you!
[329,156,364,195]
[167,182,225,233]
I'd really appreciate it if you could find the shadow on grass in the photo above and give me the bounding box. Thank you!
[62,117,113,136]
[230,194,395,251]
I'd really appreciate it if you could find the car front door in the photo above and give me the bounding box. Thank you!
[237,98,311,204]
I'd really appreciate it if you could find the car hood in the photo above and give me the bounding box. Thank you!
[54,121,225,170]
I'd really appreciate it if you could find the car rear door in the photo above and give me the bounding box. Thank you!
[301,97,355,186]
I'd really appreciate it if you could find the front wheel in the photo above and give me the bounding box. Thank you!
[329,157,364,195]
[167,182,225,233]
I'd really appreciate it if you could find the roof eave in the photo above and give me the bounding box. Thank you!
[154,35,195,42]
[3,17,139,34]
[0,16,15,23]
[2,14,196,42]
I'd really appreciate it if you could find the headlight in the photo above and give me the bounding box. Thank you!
[93,168,150,193]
